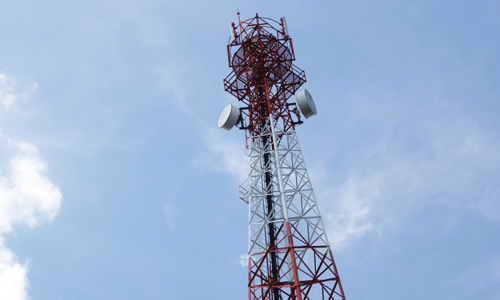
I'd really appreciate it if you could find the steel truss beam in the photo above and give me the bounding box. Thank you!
[240,117,346,300]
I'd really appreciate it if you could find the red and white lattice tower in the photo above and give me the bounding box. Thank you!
[218,13,347,300]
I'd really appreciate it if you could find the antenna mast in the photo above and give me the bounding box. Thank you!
[218,14,347,300]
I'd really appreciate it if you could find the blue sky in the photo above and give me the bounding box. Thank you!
[0,0,499,299]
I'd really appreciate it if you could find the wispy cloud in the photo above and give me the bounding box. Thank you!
[0,74,19,109]
[0,74,62,300]
[312,169,379,250]
[309,105,500,251]
[163,201,176,230]
[192,127,247,183]
[440,255,500,299]
[0,74,37,110]
[238,253,249,267]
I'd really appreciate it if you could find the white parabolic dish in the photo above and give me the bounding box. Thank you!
[218,103,240,131]
[295,89,317,119]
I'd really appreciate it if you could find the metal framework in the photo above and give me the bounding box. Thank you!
[224,13,346,300]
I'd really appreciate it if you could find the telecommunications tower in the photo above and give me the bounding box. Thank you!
[217,13,347,300]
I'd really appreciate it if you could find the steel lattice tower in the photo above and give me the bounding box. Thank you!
[218,13,347,300]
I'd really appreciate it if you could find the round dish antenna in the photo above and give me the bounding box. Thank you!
[295,89,317,119]
[218,103,240,131]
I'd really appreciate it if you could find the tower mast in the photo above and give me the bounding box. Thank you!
[219,13,347,300]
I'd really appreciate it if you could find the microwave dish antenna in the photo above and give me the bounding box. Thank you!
[295,89,317,118]
[217,103,240,131]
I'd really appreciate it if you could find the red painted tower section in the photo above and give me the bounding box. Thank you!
[223,14,347,300]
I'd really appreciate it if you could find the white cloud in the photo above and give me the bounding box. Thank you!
[0,74,18,109]
[309,123,500,251]
[314,172,379,250]
[161,180,182,230]
[0,242,29,300]
[0,140,62,234]
[238,253,249,267]
[0,75,37,111]
[193,127,247,182]
[163,201,176,230]
[0,74,62,300]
